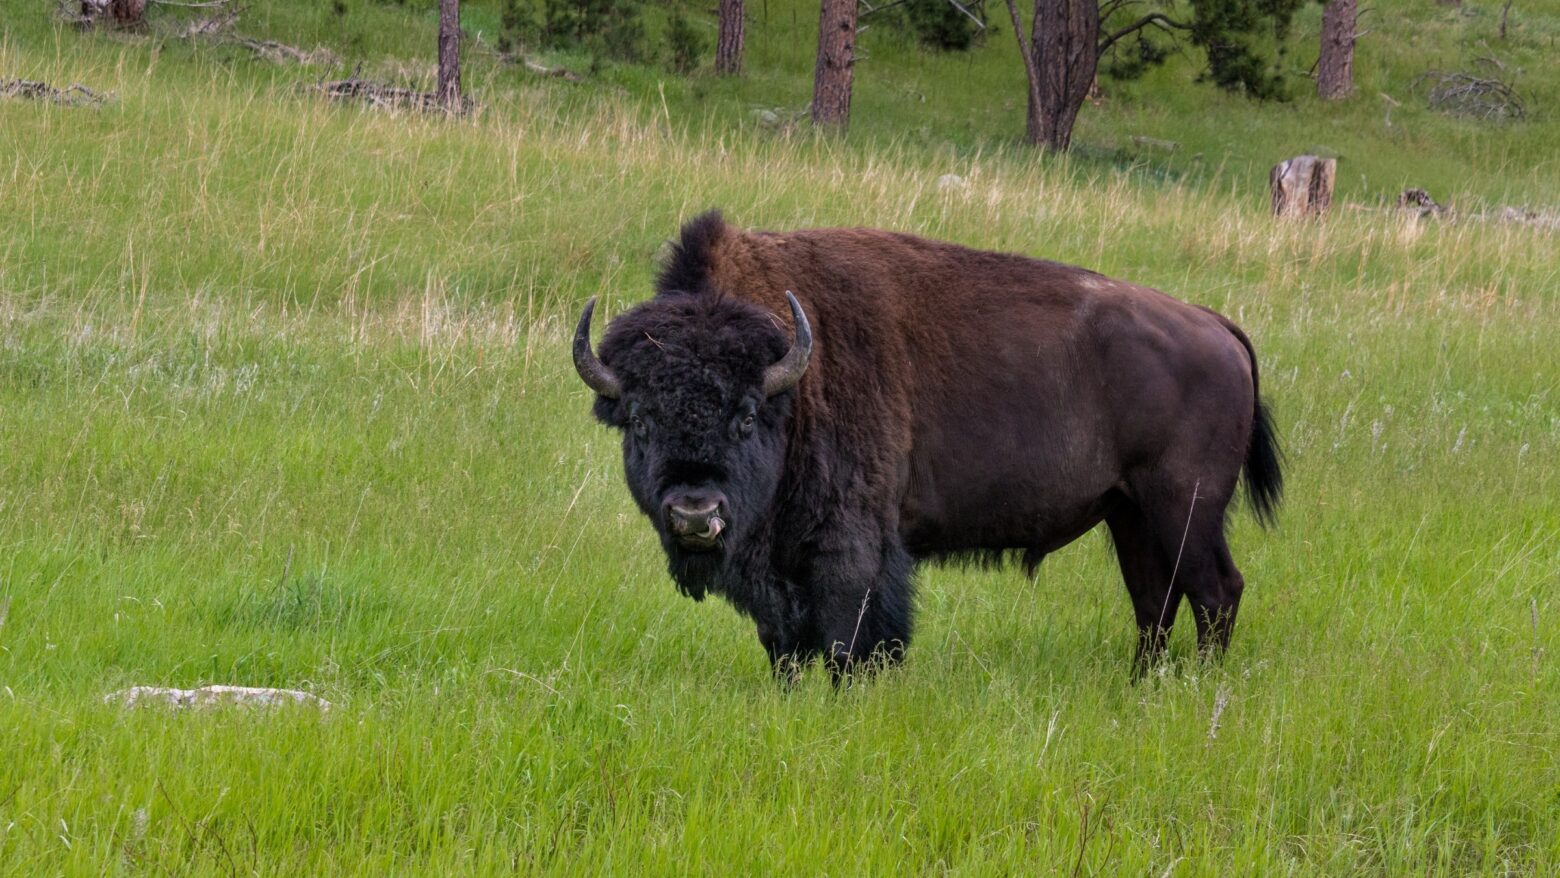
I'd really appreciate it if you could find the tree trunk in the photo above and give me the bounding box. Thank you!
[1317,0,1357,101]
[109,0,145,24]
[436,0,462,112]
[1270,155,1336,217]
[1026,0,1099,151]
[717,0,745,75]
[811,0,858,128]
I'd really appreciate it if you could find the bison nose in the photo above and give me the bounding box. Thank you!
[664,493,726,540]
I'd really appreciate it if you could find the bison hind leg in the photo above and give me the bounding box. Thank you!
[1184,535,1245,659]
[1110,477,1247,674]
[1149,492,1244,661]
[1106,504,1183,675]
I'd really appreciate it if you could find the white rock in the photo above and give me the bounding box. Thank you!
[935,173,966,191]
[106,685,332,711]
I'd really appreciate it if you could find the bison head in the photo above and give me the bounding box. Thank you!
[573,293,811,598]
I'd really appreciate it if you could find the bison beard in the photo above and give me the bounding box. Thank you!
[576,211,1282,680]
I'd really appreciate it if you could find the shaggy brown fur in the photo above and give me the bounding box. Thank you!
[579,211,1281,676]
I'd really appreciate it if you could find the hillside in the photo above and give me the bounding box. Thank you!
[5,0,1559,208]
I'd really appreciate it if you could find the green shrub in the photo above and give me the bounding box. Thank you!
[664,8,704,73]
[545,0,651,62]
[496,0,541,55]
[906,0,979,51]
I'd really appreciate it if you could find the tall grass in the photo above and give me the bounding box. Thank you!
[1,20,1557,877]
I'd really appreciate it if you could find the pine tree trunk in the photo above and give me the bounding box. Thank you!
[437,0,462,112]
[1317,0,1357,101]
[811,0,858,128]
[717,0,745,75]
[1026,0,1099,151]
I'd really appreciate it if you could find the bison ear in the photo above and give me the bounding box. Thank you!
[591,393,621,427]
[762,291,812,397]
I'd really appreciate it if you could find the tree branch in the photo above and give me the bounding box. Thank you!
[945,0,987,31]
[1097,12,1188,55]
[1000,0,1041,114]
[859,0,909,19]
[1097,0,1141,20]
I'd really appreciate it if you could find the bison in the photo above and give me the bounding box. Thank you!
[574,211,1282,678]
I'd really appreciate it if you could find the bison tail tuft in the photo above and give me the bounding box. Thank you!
[1244,397,1284,528]
[1224,319,1284,528]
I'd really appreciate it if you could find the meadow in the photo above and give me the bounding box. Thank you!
[1,0,1558,873]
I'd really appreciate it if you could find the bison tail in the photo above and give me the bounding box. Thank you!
[1245,397,1284,528]
[1225,322,1284,527]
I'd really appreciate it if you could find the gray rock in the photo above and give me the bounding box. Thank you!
[1130,136,1179,154]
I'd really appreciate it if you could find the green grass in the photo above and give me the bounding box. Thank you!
[2,4,1559,875]
[6,0,1560,204]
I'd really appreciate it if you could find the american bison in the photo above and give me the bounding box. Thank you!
[574,211,1281,678]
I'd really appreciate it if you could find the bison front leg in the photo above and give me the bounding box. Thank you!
[756,620,807,687]
[753,578,813,686]
[809,538,914,682]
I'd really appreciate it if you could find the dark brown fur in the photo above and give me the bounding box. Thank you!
[588,211,1282,676]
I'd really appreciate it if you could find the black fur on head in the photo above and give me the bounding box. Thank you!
[592,293,796,602]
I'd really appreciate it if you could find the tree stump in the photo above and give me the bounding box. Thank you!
[109,0,146,24]
[1270,155,1336,217]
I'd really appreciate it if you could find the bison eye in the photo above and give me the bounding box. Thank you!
[739,413,755,435]
[630,415,648,438]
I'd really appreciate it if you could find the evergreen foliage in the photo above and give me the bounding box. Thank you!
[1101,0,1309,100]
[665,6,705,73]
[906,0,979,51]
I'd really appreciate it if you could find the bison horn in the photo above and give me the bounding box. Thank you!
[762,291,813,397]
[573,297,622,399]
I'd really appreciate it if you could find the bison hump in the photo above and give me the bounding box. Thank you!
[657,209,729,296]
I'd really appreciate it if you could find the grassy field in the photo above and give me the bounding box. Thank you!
[6,0,1560,203]
[2,1,1559,874]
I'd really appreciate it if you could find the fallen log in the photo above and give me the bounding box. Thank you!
[521,58,586,83]
[1,78,111,106]
[233,36,340,66]
[305,76,473,114]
